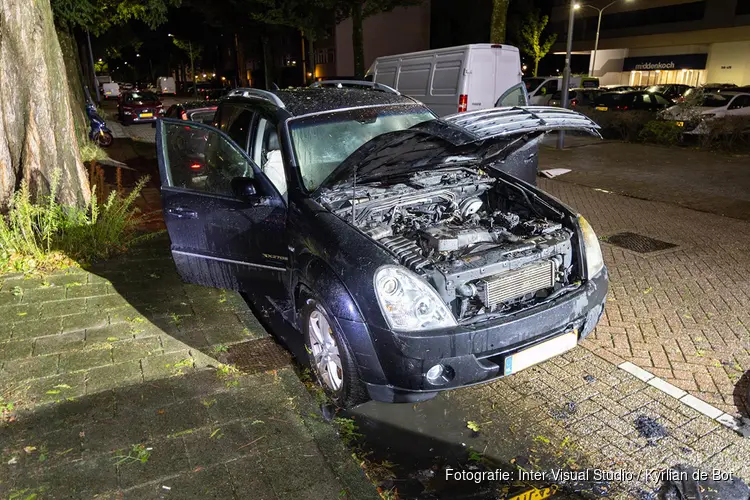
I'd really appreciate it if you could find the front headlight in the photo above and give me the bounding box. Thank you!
[374,266,457,332]
[578,215,604,279]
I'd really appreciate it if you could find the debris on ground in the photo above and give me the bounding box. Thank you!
[634,416,668,446]
[550,402,578,421]
[659,465,750,500]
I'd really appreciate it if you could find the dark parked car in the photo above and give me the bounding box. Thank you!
[118,91,164,125]
[548,88,604,108]
[594,91,672,112]
[645,84,693,101]
[163,101,219,124]
[155,87,608,407]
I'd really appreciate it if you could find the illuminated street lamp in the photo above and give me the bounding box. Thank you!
[580,0,633,76]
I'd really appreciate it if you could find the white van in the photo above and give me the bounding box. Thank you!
[102,82,120,100]
[524,76,600,105]
[157,76,176,95]
[366,44,525,116]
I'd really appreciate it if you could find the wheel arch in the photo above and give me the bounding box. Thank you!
[293,254,388,386]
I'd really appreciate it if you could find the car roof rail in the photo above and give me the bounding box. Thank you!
[226,88,286,108]
[310,80,401,96]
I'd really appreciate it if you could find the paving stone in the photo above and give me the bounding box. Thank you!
[85,361,142,394]
[0,339,34,362]
[38,297,87,318]
[66,283,110,299]
[182,421,254,469]
[2,354,59,381]
[21,286,66,303]
[59,348,112,373]
[116,437,192,490]
[85,294,132,311]
[141,351,195,381]
[224,458,278,500]
[85,323,137,344]
[125,464,237,499]
[25,372,86,405]
[11,318,62,339]
[34,331,86,356]
[61,313,108,334]
[111,337,162,363]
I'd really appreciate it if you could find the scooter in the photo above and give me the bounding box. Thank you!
[87,102,114,147]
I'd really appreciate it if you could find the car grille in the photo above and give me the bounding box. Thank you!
[480,260,556,310]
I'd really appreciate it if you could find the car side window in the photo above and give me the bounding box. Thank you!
[653,94,670,106]
[216,104,256,150]
[161,120,253,196]
[729,96,750,109]
[541,80,558,95]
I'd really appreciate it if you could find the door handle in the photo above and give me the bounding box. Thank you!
[167,207,198,219]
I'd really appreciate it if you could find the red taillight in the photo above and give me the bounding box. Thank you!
[458,94,468,113]
[491,44,503,48]
[570,99,578,107]
[190,163,202,170]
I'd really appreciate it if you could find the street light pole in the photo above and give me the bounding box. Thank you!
[584,0,630,77]
[557,1,578,149]
[190,40,197,100]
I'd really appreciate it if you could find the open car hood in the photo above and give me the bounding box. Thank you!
[321,106,601,188]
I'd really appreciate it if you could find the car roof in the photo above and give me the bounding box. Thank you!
[174,100,220,110]
[271,87,420,116]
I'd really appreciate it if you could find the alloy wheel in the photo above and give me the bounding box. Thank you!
[308,309,344,392]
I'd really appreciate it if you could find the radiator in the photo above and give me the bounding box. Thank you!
[481,260,556,310]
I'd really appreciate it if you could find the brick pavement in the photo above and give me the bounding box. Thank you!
[539,178,750,416]
[0,237,378,499]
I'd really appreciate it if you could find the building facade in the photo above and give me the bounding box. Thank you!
[550,0,750,86]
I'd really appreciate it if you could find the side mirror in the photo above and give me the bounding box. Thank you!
[231,176,258,200]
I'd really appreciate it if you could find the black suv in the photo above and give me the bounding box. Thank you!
[155,85,609,407]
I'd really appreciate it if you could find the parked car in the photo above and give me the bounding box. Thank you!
[524,76,600,105]
[661,92,750,134]
[163,101,219,124]
[645,84,693,101]
[154,85,608,407]
[367,44,526,116]
[119,82,135,91]
[548,88,604,108]
[593,91,672,112]
[118,91,164,125]
[599,85,635,92]
[157,76,177,95]
[102,82,120,100]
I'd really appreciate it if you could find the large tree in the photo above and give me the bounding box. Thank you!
[332,0,423,78]
[518,9,557,77]
[0,0,178,209]
[490,0,510,44]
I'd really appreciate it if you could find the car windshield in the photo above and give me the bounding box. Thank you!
[523,77,546,92]
[126,92,157,102]
[646,86,666,93]
[289,105,435,191]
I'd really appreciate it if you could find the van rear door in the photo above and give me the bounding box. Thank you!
[465,47,496,112]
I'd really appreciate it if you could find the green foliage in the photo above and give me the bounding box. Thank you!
[113,443,151,464]
[79,143,110,164]
[0,170,149,274]
[518,9,557,76]
[638,120,683,145]
[490,0,510,44]
[52,0,182,35]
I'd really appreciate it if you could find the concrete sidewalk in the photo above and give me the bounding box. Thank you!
[0,238,377,499]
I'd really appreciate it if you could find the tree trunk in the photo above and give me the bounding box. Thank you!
[490,0,510,44]
[235,33,248,87]
[351,2,365,78]
[0,0,89,209]
[261,35,271,90]
[58,28,88,146]
[534,58,540,77]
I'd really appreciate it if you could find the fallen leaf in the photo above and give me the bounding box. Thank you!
[24,446,37,454]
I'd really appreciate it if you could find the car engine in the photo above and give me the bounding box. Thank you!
[319,168,577,321]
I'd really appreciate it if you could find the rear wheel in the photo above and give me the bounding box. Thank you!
[301,298,368,408]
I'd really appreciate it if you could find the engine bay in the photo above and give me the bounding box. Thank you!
[319,168,579,321]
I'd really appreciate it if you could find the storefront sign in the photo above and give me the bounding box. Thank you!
[623,53,708,71]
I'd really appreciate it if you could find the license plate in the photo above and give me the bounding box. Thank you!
[595,106,608,111]
[509,487,557,500]
[140,113,153,118]
[504,331,577,376]
[675,121,684,127]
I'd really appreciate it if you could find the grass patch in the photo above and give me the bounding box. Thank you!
[0,168,152,274]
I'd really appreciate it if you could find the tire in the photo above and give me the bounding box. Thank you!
[95,131,113,147]
[301,297,369,408]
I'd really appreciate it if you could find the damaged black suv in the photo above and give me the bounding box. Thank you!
[155,85,608,408]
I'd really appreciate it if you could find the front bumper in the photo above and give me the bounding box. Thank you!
[360,268,608,403]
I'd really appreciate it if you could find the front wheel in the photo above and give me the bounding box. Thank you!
[301,298,369,408]
[94,131,113,147]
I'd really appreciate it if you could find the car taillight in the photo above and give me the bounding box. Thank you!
[458,94,468,113]
[570,99,578,107]
[190,163,202,170]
